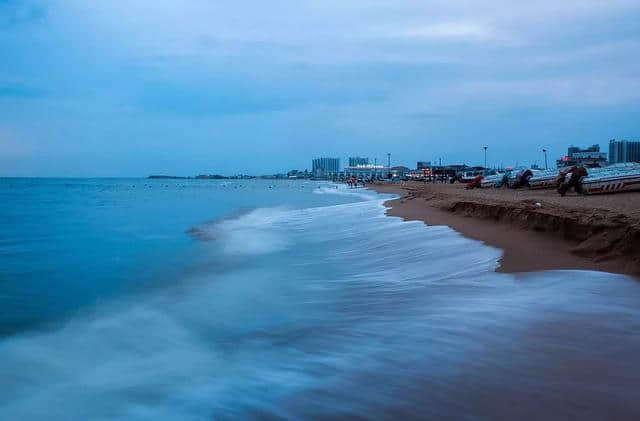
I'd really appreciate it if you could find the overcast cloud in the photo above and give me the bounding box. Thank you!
[1,0,639,175]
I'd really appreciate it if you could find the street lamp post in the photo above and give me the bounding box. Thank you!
[542,149,548,170]
[387,153,391,179]
[483,146,488,173]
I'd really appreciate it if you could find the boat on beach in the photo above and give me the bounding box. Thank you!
[479,173,504,188]
[459,170,485,183]
[478,163,640,195]
[581,163,640,194]
[523,163,640,194]
[528,169,565,190]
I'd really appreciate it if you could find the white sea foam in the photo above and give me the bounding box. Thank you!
[1,190,638,420]
[313,184,381,201]
[189,207,294,256]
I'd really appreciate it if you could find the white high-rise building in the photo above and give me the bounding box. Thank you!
[312,157,340,176]
[609,139,640,164]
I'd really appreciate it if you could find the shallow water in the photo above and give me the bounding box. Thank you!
[1,179,639,419]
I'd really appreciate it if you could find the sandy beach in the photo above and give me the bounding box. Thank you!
[370,181,640,278]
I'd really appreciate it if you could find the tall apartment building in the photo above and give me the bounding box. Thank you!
[609,139,640,164]
[348,157,369,167]
[312,157,340,176]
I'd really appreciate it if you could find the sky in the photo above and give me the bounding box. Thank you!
[1,0,639,176]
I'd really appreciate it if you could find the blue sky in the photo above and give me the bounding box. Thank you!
[1,0,639,176]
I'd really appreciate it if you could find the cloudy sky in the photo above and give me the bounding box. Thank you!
[1,0,639,176]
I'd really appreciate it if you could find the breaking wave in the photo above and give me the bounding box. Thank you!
[312,185,380,201]
[187,207,293,256]
[1,187,639,420]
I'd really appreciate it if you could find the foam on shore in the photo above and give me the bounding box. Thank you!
[1,183,639,419]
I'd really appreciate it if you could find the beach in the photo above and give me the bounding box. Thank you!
[370,181,640,278]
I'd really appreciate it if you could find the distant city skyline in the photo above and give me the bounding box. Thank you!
[1,1,639,176]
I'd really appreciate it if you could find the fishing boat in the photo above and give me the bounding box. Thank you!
[458,170,484,183]
[528,163,640,194]
[478,163,640,194]
[479,173,503,188]
[480,168,533,188]
[528,169,564,190]
[581,163,640,194]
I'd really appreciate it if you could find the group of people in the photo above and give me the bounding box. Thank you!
[463,165,589,196]
[556,165,589,196]
[346,176,364,188]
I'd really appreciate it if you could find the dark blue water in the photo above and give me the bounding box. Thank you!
[0,178,365,333]
[1,178,639,420]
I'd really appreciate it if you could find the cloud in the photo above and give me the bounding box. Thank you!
[0,128,35,158]
[449,76,640,106]
[398,21,512,43]
[1,0,640,174]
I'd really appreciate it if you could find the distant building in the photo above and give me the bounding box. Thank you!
[287,169,310,179]
[443,164,468,172]
[390,166,410,178]
[417,161,431,170]
[343,164,388,180]
[568,144,600,156]
[312,157,340,177]
[348,157,369,167]
[557,144,607,168]
[431,164,468,180]
[409,169,430,179]
[609,139,640,164]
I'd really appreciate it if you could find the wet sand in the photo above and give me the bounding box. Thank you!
[370,182,640,278]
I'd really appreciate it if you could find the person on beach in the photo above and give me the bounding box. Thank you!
[555,166,575,188]
[512,169,533,189]
[495,171,511,188]
[557,166,588,196]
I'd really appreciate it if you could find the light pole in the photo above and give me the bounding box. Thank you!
[483,146,488,173]
[374,157,377,179]
[542,149,548,170]
[387,153,391,180]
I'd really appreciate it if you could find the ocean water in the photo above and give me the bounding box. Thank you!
[1,178,639,420]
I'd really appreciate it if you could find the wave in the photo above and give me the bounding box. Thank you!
[187,207,293,256]
[1,191,639,419]
[312,183,386,201]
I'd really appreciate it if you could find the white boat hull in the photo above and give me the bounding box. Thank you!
[583,174,640,194]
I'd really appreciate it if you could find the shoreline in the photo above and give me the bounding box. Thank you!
[369,182,640,279]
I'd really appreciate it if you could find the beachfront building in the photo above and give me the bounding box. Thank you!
[409,169,429,179]
[609,139,640,164]
[557,144,608,168]
[568,144,600,156]
[390,166,410,178]
[343,164,388,180]
[312,157,340,178]
[348,157,369,167]
[416,161,431,170]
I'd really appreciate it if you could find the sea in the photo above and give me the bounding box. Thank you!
[0,178,639,420]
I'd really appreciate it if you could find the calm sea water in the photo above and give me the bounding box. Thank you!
[1,178,639,420]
